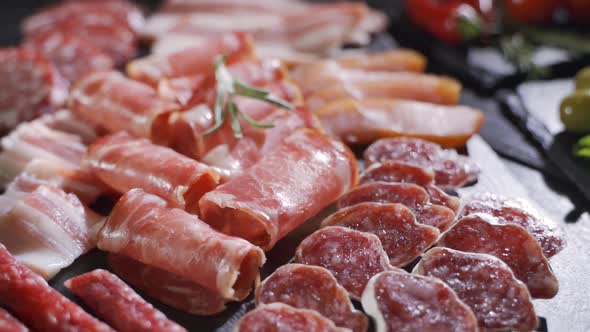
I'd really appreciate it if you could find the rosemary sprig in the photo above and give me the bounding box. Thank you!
[203,55,294,138]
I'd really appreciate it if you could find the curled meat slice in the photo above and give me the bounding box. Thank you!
[458,192,565,258]
[84,132,219,213]
[256,264,368,332]
[98,189,265,300]
[364,137,480,190]
[361,271,478,332]
[414,247,538,332]
[440,213,558,298]
[0,308,28,332]
[321,203,439,267]
[65,269,187,332]
[37,110,101,144]
[236,303,350,332]
[295,226,402,299]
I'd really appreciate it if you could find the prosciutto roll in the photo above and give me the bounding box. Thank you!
[84,132,219,213]
[199,129,358,250]
[97,189,265,300]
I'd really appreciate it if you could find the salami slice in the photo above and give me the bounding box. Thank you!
[424,184,460,213]
[65,269,186,332]
[439,213,558,298]
[295,226,402,299]
[236,303,350,332]
[361,271,478,332]
[0,244,114,332]
[321,203,439,267]
[364,137,480,190]
[255,264,368,332]
[0,48,67,135]
[337,182,455,232]
[458,192,566,258]
[0,308,28,332]
[414,247,538,331]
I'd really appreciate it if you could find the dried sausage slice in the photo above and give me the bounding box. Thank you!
[295,226,402,299]
[414,247,538,332]
[439,213,558,298]
[321,203,439,267]
[361,271,478,332]
[255,264,368,332]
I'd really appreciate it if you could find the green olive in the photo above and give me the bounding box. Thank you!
[575,67,590,91]
[560,90,590,133]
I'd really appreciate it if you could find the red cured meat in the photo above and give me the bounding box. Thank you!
[157,75,206,105]
[108,254,228,316]
[458,192,566,258]
[98,189,265,300]
[84,132,219,214]
[255,264,368,332]
[337,182,455,232]
[0,244,114,332]
[361,271,477,332]
[321,203,439,267]
[439,213,559,298]
[69,71,181,138]
[0,48,67,135]
[0,308,28,332]
[364,137,480,189]
[37,110,101,145]
[295,226,402,299]
[199,129,358,250]
[236,303,349,332]
[424,184,460,213]
[414,247,538,331]
[65,269,186,332]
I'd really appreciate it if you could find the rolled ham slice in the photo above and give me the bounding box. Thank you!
[84,132,219,213]
[199,129,358,250]
[97,189,265,300]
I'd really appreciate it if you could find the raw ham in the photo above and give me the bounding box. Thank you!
[108,254,228,316]
[68,71,181,138]
[127,32,255,86]
[439,213,559,299]
[65,269,187,332]
[364,137,481,190]
[37,110,101,144]
[295,226,402,299]
[255,264,368,332]
[199,129,358,250]
[337,183,455,232]
[158,75,206,105]
[361,271,478,332]
[458,192,566,258]
[0,244,114,332]
[235,303,350,332]
[84,132,220,213]
[0,48,67,135]
[0,308,28,332]
[414,247,538,332]
[0,185,98,279]
[335,50,427,72]
[316,98,484,148]
[321,203,439,266]
[97,189,265,300]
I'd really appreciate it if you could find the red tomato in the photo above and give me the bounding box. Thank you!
[564,0,590,22]
[504,0,559,24]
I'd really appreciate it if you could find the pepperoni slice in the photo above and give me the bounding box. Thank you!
[361,271,478,332]
[321,203,439,267]
[414,247,538,332]
[458,192,566,258]
[236,303,349,332]
[0,48,67,135]
[295,226,402,299]
[439,213,558,298]
[364,137,480,190]
[255,264,368,332]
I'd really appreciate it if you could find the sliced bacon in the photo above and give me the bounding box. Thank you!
[65,269,187,332]
[199,129,358,250]
[0,244,114,332]
[84,132,219,213]
[256,264,368,332]
[0,185,98,279]
[317,98,484,148]
[98,189,265,300]
[68,71,181,138]
[0,308,29,332]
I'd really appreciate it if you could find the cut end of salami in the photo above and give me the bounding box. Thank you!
[359,161,435,187]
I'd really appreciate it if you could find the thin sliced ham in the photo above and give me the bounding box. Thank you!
[199,129,358,250]
[37,109,101,144]
[97,189,265,300]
